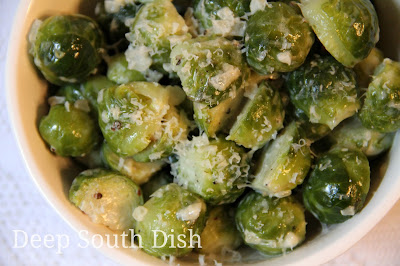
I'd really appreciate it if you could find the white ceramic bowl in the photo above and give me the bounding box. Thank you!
[6,0,400,265]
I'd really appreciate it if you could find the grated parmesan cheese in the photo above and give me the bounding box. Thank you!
[176,202,203,221]
[340,206,355,216]
[210,63,241,91]
[132,206,148,222]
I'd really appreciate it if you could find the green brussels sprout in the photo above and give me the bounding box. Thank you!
[197,206,242,255]
[107,54,146,84]
[80,75,116,115]
[141,171,172,201]
[170,36,249,107]
[286,55,360,130]
[97,82,170,157]
[75,145,105,169]
[328,116,394,158]
[172,134,250,205]
[300,0,379,67]
[354,47,384,88]
[69,169,143,231]
[359,59,400,133]
[236,192,306,255]
[39,104,100,157]
[96,2,140,51]
[245,2,314,74]
[193,88,244,138]
[193,0,250,37]
[227,81,285,149]
[251,122,312,198]
[303,146,370,224]
[102,142,164,185]
[126,0,189,74]
[133,107,190,162]
[133,183,207,257]
[29,15,104,85]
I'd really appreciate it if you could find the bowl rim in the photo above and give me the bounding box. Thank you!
[5,0,400,265]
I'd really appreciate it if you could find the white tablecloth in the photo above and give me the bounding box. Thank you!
[0,0,399,265]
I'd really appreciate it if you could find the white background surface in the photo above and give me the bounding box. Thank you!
[0,0,399,265]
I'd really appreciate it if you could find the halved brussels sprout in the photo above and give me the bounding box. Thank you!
[141,170,172,201]
[236,192,306,255]
[251,122,311,198]
[286,55,360,129]
[172,134,249,205]
[80,75,116,115]
[97,82,170,157]
[300,0,379,67]
[29,15,104,85]
[328,116,394,157]
[303,146,370,224]
[126,0,189,74]
[134,183,207,257]
[69,169,143,231]
[170,36,249,107]
[133,107,190,162]
[39,104,100,157]
[102,142,164,185]
[107,54,146,84]
[245,2,314,74]
[227,81,285,149]
[197,206,242,255]
[193,0,250,37]
[194,88,244,138]
[359,59,400,133]
[354,47,384,89]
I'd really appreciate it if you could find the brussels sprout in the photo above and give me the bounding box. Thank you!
[286,55,360,130]
[80,75,116,115]
[197,206,242,255]
[39,104,100,157]
[236,192,306,255]
[359,59,400,133]
[107,54,146,84]
[328,116,394,158]
[251,122,311,198]
[300,0,379,67]
[69,169,143,231]
[133,107,190,162]
[245,2,314,74]
[193,0,250,37]
[96,2,140,51]
[29,15,104,85]
[75,145,105,169]
[303,146,370,224]
[194,88,244,138]
[97,82,170,157]
[227,81,285,149]
[354,47,384,88]
[102,142,164,185]
[172,134,250,205]
[141,171,172,201]
[126,0,189,74]
[133,183,207,257]
[170,36,249,107]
